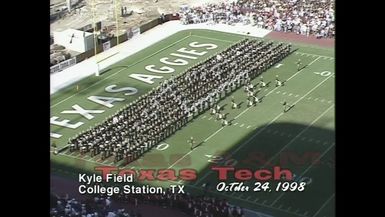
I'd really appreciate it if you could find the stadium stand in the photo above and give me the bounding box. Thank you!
[179,0,335,38]
[116,188,245,217]
[50,187,245,217]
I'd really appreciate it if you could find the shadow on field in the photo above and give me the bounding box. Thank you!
[186,122,335,217]
[51,122,335,217]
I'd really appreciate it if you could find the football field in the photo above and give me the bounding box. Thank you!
[51,29,334,217]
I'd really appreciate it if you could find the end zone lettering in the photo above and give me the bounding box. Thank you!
[211,166,293,181]
[95,166,197,181]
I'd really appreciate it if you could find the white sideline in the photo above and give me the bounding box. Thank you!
[51,21,272,94]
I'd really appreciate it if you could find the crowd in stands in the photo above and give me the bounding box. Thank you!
[67,38,292,164]
[50,193,142,217]
[50,187,245,217]
[116,188,245,217]
[180,0,334,38]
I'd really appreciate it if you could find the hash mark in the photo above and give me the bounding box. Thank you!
[295,94,300,97]
[288,93,293,96]
[282,92,287,95]
[202,115,207,119]
[240,124,245,127]
[208,117,213,120]
[234,122,239,125]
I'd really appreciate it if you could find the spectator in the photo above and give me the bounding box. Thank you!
[179,0,335,38]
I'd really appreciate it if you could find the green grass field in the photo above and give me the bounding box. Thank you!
[51,29,334,217]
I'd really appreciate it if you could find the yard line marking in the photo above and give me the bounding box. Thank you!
[295,52,334,59]
[130,166,135,169]
[202,115,207,119]
[192,34,235,43]
[51,35,192,108]
[233,56,321,121]
[234,122,239,125]
[282,92,287,95]
[276,91,281,94]
[264,88,268,91]
[172,56,322,175]
[300,53,304,56]
[312,194,335,217]
[295,94,300,97]
[240,124,245,127]
[288,93,293,96]
[168,126,224,169]
[208,117,213,120]
[167,150,194,169]
[195,59,325,186]
[262,103,334,169]
[247,125,251,128]
[271,142,335,206]
[59,153,110,166]
[204,127,224,142]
